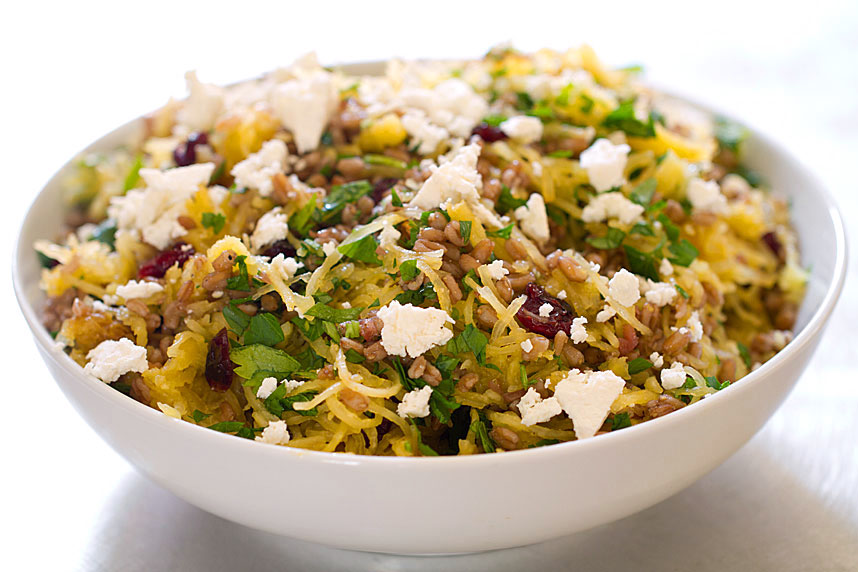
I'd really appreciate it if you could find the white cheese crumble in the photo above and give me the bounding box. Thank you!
[483,259,509,280]
[500,116,544,144]
[231,139,289,197]
[569,316,588,344]
[659,258,674,277]
[409,142,482,210]
[538,303,553,318]
[650,352,664,369]
[520,338,534,353]
[268,253,301,281]
[108,163,215,250]
[401,110,449,155]
[256,420,291,445]
[556,289,567,300]
[250,208,289,252]
[177,71,224,133]
[514,192,551,244]
[686,310,704,342]
[270,68,337,153]
[517,387,562,426]
[580,192,644,225]
[377,300,454,358]
[84,338,149,383]
[397,385,432,418]
[256,376,279,399]
[579,138,631,192]
[379,221,402,246]
[596,305,616,323]
[553,369,626,440]
[398,78,487,152]
[115,279,164,300]
[686,177,727,213]
[643,280,677,307]
[322,241,337,257]
[660,362,687,390]
[608,269,640,307]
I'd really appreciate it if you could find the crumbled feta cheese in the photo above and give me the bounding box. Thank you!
[250,208,289,252]
[401,110,449,154]
[608,269,640,307]
[270,70,337,153]
[650,352,664,369]
[84,338,149,383]
[208,185,229,208]
[379,221,402,246]
[115,279,164,300]
[177,71,224,132]
[322,241,337,257]
[553,369,626,439]
[500,116,544,144]
[556,289,567,300]
[538,303,553,318]
[686,310,704,342]
[686,177,727,213]
[514,192,550,243]
[282,379,305,393]
[644,280,677,307]
[268,253,301,281]
[256,420,291,445]
[580,192,644,225]
[569,316,588,344]
[483,259,509,280]
[257,376,279,399]
[231,140,289,197]
[660,362,687,390]
[377,300,455,358]
[589,260,602,273]
[579,139,631,192]
[596,305,616,322]
[521,338,534,353]
[399,78,487,141]
[517,387,562,426]
[397,385,432,418]
[108,163,215,250]
[409,143,482,210]
[771,330,792,350]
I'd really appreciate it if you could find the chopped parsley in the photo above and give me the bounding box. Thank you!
[611,413,632,430]
[623,244,660,281]
[201,212,226,234]
[586,227,625,250]
[629,178,657,206]
[667,239,699,267]
[305,303,363,323]
[399,259,420,282]
[602,101,656,138]
[320,180,372,223]
[231,344,301,389]
[447,324,489,367]
[458,220,472,244]
[486,224,514,239]
[737,342,752,369]
[627,357,654,375]
[337,235,382,265]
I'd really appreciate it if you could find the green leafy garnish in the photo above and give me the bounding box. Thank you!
[705,376,731,391]
[447,324,489,367]
[343,320,361,339]
[627,358,654,375]
[305,302,363,323]
[496,185,527,214]
[394,281,436,305]
[657,213,680,242]
[123,155,143,191]
[223,304,252,334]
[630,178,657,206]
[714,117,748,153]
[399,259,420,282]
[231,344,301,388]
[675,284,690,299]
[391,188,403,207]
[586,227,625,249]
[603,101,656,138]
[243,313,285,347]
[207,421,261,440]
[737,342,752,369]
[363,154,407,169]
[201,212,226,234]
[225,256,263,291]
[482,114,507,127]
[264,386,319,417]
[611,413,632,430]
[320,180,372,223]
[487,224,514,239]
[630,221,655,237]
[337,235,382,265]
[191,410,212,423]
[547,150,573,158]
[290,196,318,237]
[529,438,561,448]
[90,220,118,250]
[458,220,472,244]
[471,411,496,453]
[623,244,660,281]
[667,239,699,267]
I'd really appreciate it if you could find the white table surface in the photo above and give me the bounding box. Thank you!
[3,1,856,569]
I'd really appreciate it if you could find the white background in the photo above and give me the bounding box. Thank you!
[2,1,856,569]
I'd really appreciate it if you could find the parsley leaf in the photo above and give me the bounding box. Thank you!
[290,196,318,237]
[586,227,626,250]
[394,281,437,305]
[623,244,660,281]
[363,154,407,169]
[714,117,748,153]
[630,178,657,206]
[496,185,527,214]
[337,235,382,265]
[737,342,752,369]
[123,155,143,191]
[90,220,118,250]
[628,357,654,375]
[547,149,573,158]
[667,239,699,267]
[320,180,372,223]
[486,224,514,239]
[243,313,285,347]
[305,303,363,323]
[223,303,252,334]
[482,114,507,127]
[225,256,263,292]
[390,188,403,207]
[630,221,655,236]
[603,101,656,138]
[675,284,690,299]
[264,386,319,417]
[447,324,489,367]
[458,220,472,244]
[201,212,226,234]
[471,411,496,453]
[611,413,632,430]
[191,410,211,423]
[399,259,420,282]
[657,213,680,242]
[231,344,301,388]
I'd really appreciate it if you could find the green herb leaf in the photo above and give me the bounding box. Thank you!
[737,342,752,369]
[611,413,632,430]
[264,386,319,417]
[630,221,655,237]
[90,220,118,250]
[458,220,472,244]
[223,304,252,334]
[123,155,143,191]
[201,212,226,234]
[344,348,366,363]
[399,259,420,282]
[337,235,382,265]
[486,224,514,239]
[343,320,361,338]
[305,303,363,323]
[714,117,748,153]
[496,185,527,214]
[547,150,573,158]
[603,101,656,138]
[630,178,657,206]
[471,411,496,453]
[322,321,340,342]
[320,180,372,223]
[394,281,437,305]
[363,154,407,169]
[447,324,489,367]
[191,410,212,423]
[243,313,285,347]
[482,114,507,127]
[225,256,263,291]
[656,213,680,242]
[391,188,403,207]
[290,196,318,237]
[291,316,323,341]
[231,344,301,388]
[586,227,626,249]
[628,357,654,375]
[667,239,699,267]
[623,245,660,281]
[530,439,561,448]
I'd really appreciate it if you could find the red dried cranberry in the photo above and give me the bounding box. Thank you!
[205,328,234,392]
[516,282,576,338]
[372,178,399,203]
[762,231,784,261]
[173,131,209,167]
[471,122,508,143]
[138,243,195,279]
[261,239,297,259]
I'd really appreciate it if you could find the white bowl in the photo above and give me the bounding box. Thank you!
[13,65,847,554]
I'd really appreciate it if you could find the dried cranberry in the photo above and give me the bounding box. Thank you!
[261,239,297,259]
[205,328,234,392]
[762,231,784,261]
[515,282,576,338]
[173,131,209,167]
[372,178,399,203]
[138,243,195,279]
[471,122,508,143]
